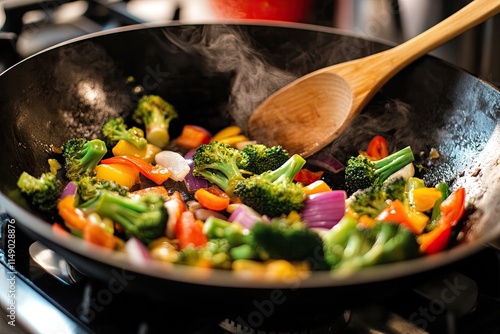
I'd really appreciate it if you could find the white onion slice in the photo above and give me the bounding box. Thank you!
[124,237,152,265]
[155,150,190,182]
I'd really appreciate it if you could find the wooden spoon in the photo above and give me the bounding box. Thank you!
[248,0,500,157]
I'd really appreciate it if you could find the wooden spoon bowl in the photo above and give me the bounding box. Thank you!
[248,0,500,157]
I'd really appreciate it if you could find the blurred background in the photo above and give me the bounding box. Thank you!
[0,0,499,86]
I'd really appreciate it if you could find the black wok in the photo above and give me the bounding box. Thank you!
[1,22,500,318]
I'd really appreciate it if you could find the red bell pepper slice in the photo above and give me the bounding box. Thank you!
[194,186,231,211]
[366,135,389,160]
[418,187,465,255]
[176,211,207,249]
[164,191,186,239]
[100,155,171,185]
[418,224,452,255]
[293,168,324,186]
[438,187,465,227]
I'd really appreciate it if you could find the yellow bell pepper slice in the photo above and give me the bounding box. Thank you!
[111,139,161,164]
[211,126,242,142]
[95,163,139,188]
[411,187,443,212]
[303,180,332,195]
[218,135,249,146]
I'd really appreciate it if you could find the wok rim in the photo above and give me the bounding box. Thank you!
[1,21,499,289]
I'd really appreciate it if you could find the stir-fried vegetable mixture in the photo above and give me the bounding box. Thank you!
[17,94,467,279]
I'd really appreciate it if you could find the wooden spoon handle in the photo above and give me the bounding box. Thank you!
[331,0,500,118]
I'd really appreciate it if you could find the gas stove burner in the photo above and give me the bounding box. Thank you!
[219,310,351,334]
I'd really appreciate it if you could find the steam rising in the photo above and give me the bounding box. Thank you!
[162,25,297,131]
[161,25,417,158]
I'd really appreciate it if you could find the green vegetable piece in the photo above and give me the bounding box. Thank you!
[101,117,147,149]
[132,95,178,148]
[322,218,420,271]
[234,154,306,217]
[344,146,415,194]
[203,216,248,247]
[230,244,256,260]
[62,138,107,181]
[16,171,62,213]
[177,239,233,269]
[251,218,324,263]
[192,141,248,195]
[241,144,289,175]
[76,176,129,203]
[349,177,406,219]
[79,190,166,245]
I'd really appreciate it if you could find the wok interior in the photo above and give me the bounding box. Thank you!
[0,23,500,290]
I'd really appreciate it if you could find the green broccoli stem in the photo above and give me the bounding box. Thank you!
[81,189,148,211]
[230,244,256,260]
[353,223,393,267]
[79,140,108,173]
[81,192,149,233]
[17,172,44,191]
[264,154,306,184]
[372,146,414,182]
[203,216,248,247]
[146,122,169,149]
[200,160,245,194]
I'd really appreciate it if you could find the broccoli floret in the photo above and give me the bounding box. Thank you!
[79,190,167,245]
[62,138,107,181]
[344,146,414,194]
[251,218,324,264]
[322,217,419,271]
[101,117,147,149]
[192,141,248,195]
[234,154,306,217]
[176,238,233,269]
[203,216,249,247]
[76,176,129,203]
[349,177,406,218]
[16,171,62,213]
[132,95,178,148]
[240,144,289,175]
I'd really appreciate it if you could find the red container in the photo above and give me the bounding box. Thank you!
[211,0,314,23]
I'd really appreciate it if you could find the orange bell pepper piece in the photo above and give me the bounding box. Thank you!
[175,125,211,150]
[375,199,425,234]
[57,196,90,230]
[303,180,331,195]
[194,186,231,211]
[83,223,117,249]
